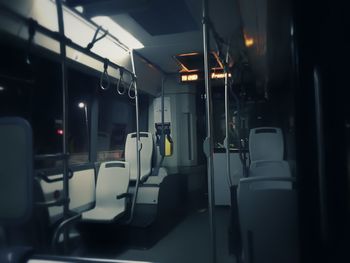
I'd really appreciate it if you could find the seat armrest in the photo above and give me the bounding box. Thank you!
[116,193,133,200]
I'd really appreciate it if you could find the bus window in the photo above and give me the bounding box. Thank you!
[66,68,96,165]
[0,40,62,169]
[97,88,149,162]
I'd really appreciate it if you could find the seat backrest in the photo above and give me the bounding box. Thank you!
[38,167,96,223]
[250,160,291,178]
[0,117,33,225]
[249,127,283,162]
[249,127,291,185]
[95,161,129,208]
[249,161,292,189]
[125,132,153,182]
[238,177,299,263]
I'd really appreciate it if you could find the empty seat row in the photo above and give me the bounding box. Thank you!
[0,117,176,253]
[82,132,161,223]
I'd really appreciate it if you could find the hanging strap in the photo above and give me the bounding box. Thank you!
[116,68,126,95]
[100,59,110,90]
[127,76,136,99]
[86,26,108,50]
[26,19,38,65]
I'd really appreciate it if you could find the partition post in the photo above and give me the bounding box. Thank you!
[313,67,328,243]
[202,0,217,262]
[55,0,70,253]
[161,76,165,156]
[224,65,233,187]
[128,50,141,223]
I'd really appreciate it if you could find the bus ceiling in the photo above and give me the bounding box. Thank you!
[65,0,244,74]
[65,0,156,17]
[0,0,288,94]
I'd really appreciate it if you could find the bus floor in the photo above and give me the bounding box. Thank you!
[71,207,236,263]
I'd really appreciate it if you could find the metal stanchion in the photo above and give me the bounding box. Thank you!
[202,0,217,262]
[55,0,70,253]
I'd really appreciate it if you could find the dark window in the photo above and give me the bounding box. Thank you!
[0,40,62,169]
[212,84,246,150]
[1,36,149,167]
[66,69,96,165]
[0,37,97,168]
[97,89,135,162]
[97,88,149,162]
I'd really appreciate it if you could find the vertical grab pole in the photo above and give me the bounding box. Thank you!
[202,0,217,262]
[161,76,165,157]
[224,55,233,187]
[84,104,90,162]
[313,67,328,243]
[55,0,69,253]
[128,49,141,223]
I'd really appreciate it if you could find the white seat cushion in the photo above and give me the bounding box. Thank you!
[82,206,125,221]
[82,161,129,222]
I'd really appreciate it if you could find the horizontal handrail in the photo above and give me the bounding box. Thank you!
[0,4,136,79]
[35,153,69,161]
[29,255,156,263]
[51,213,82,252]
[35,198,67,208]
[36,169,74,183]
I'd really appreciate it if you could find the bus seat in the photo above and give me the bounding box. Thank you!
[0,117,51,251]
[249,127,292,186]
[249,127,284,162]
[147,167,168,185]
[125,132,153,182]
[238,176,299,263]
[82,161,129,222]
[237,127,298,262]
[0,117,33,225]
[38,167,95,224]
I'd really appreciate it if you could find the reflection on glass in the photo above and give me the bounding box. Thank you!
[212,86,250,151]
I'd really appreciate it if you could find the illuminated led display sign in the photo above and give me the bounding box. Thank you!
[181,70,231,83]
[211,72,232,79]
[181,74,199,82]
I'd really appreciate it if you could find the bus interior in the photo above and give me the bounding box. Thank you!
[0,0,348,263]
